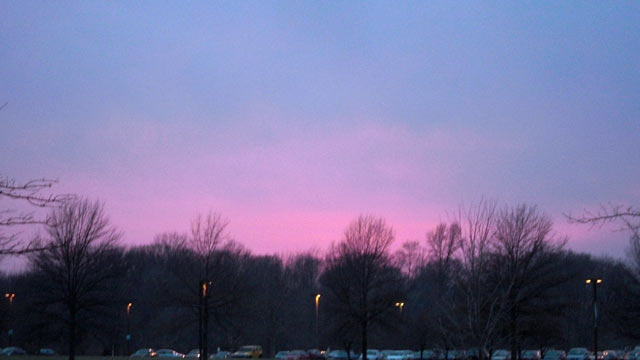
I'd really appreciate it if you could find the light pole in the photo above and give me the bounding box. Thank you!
[585,278,602,358]
[200,280,211,360]
[315,294,321,348]
[126,302,132,355]
[5,293,15,346]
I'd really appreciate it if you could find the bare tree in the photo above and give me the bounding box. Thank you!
[0,175,73,255]
[424,222,464,351]
[567,204,640,273]
[191,212,230,360]
[427,223,462,283]
[28,199,124,360]
[393,240,427,279]
[456,200,505,355]
[494,205,567,360]
[158,212,251,358]
[320,215,405,360]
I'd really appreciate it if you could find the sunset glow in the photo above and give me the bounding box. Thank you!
[1,2,638,260]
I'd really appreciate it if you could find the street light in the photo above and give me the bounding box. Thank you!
[394,302,405,313]
[585,278,603,357]
[4,293,15,304]
[4,293,15,346]
[315,294,321,348]
[200,280,212,360]
[126,302,132,355]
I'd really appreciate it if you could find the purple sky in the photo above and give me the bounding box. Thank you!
[1,2,639,259]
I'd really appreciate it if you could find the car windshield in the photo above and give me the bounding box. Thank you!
[569,350,586,356]
[239,347,255,352]
[524,352,538,357]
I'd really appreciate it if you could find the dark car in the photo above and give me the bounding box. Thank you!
[467,349,489,360]
[187,350,201,359]
[0,347,27,356]
[212,352,231,360]
[544,350,567,360]
[39,348,58,356]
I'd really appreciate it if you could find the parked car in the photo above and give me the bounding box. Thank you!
[156,349,186,358]
[187,350,201,359]
[0,347,27,356]
[287,350,309,360]
[211,352,231,360]
[386,351,414,360]
[445,351,466,360]
[39,348,58,356]
[418,350,440,360]
[231,346,263,359]
[600,351,619,360]
[275,352,290,360]
[328,351,349,360]
[568,348,592,360]
[328,350,357,360]
[544,350,567,360]
[492,350,511,360]
[307,350,323,359]
[624,351,640,360]
[382,351,395,360]
[360,350,384,360]
[521,350,541,360]
[467,349,489,360]
[132,349,158,357]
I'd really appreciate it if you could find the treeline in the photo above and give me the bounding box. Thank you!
[0,199,639,358]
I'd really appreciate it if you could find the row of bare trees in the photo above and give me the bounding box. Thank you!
[1,180,639,358]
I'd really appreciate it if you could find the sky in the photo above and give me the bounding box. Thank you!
[1,1,639,260]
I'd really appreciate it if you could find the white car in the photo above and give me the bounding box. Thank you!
[493,350,511,360]
[360,350,384,360]
[386,351,414,360]
[521,351,541,360]
[156,349,186,358]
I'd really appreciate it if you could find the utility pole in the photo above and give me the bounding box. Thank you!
[585,278,602,358]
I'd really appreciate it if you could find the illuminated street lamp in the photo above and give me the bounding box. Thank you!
[315,294,321,348]
[126,302,132,355]
[5,293,15,346]
[585,278,603,357]
[4,293,15,304]
[394,302,405,313]
[200,280,212,360]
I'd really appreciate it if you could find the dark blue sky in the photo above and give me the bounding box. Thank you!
[1,1,639,257]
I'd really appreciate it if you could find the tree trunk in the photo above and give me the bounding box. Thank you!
[362,319,368,360]
[69,304,76,360]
